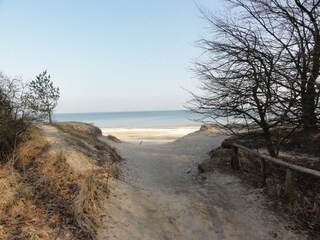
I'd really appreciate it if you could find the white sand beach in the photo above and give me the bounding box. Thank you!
[101,125,201,143]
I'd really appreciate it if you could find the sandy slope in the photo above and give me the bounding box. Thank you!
[99,130,304,240]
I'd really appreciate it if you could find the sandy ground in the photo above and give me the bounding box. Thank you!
[101,125,200,143]
[98,129,304,240]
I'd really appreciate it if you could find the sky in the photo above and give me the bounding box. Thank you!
[0,0,224,113]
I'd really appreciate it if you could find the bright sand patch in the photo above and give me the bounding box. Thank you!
[101,125,201,143]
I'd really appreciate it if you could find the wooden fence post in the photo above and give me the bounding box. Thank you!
[231,145,240,170]
[284,169,296,204]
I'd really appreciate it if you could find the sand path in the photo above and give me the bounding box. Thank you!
[98,130,304,240]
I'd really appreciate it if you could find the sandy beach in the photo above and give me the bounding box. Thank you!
[98,127,302,239]
[101,125,201,143]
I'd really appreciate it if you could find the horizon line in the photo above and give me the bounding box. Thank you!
[54,109,189,115]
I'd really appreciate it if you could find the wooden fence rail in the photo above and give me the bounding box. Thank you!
[230,143,320,203]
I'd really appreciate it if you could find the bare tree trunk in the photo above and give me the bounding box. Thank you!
[262,127,277,157]
[48,110,52,124]
[301,91,318,131]
[301,11,320,130]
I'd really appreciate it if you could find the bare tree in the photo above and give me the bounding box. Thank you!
[190,1,320,156]
[0,73,29,161]
[190,11,295,157]
[226,0,320,130]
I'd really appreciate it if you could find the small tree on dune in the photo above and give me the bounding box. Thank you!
[28,70,60,123]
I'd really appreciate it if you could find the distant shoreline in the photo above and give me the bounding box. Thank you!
[54,110,203,129]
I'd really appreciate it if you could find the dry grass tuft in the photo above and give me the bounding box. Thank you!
[107,163,121,179]
[199,148,232,172]
[53,122,122,163]
[34,150,78,197]
[0,166,21,211]
[17,126,49,170]
[0,225,8,240]
[0,164,52,240]
[74,171,109,238]
[29,149,113,239]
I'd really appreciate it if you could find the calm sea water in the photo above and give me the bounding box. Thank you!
[53,110,202,128]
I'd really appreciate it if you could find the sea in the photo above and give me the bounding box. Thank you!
[53,110,203,128]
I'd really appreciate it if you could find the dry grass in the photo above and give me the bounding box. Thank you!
[264,167,320,233]
[74,171,109,237]
[0,164,52,240]
[0,122,122,239]
[199,148,232,172]
[0,128,54,240]
[107,162,121,179]
[55,122,102,137]
[203,147,320,236]
[53,122,122,164]
[26,150,92,239]
[16,126,49,171]
[34,151,111,239]
[235,151,320,234]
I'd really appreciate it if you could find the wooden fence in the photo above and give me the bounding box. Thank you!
[230,143,320,203]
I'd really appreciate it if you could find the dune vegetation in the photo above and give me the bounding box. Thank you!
[0,122,122,240]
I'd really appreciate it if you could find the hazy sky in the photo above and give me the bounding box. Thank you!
[0,0,224,113]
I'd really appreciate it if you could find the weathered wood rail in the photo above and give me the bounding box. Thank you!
[230,143,320,203]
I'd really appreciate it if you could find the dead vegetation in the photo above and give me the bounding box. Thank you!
[53,122,122,165]
[201,132,320,237]
[0,122,122,239]
[198,148,232,173]
[0,163,54,240]
[106,135,122,143]
[74,171,109,237]
[236,151,320,236]
[16,126,49,172]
